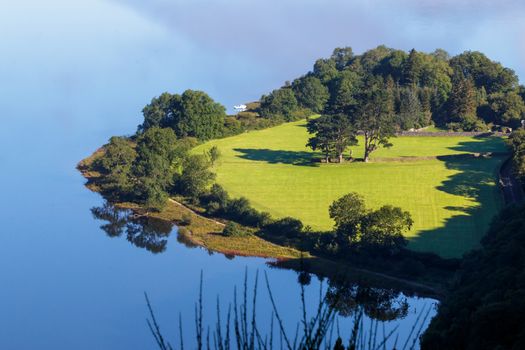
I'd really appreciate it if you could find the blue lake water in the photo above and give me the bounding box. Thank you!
[2,0,524,348]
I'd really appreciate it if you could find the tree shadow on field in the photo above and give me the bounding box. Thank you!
[233,148,319,166]
[450,136,509,154]
[408,139,508,258]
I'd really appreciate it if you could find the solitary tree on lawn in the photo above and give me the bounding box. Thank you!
[306,114,357,163]
[353,76,397,162]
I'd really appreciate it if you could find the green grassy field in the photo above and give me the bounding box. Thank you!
[195,120,508,258]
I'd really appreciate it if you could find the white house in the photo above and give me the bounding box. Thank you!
[234,104,247,112]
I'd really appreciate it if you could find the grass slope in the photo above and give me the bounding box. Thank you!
[195,120,507,258]
[78,151,302,259]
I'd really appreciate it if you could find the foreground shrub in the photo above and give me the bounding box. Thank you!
[264,217,304,238]
[225,197,271,227]
[200,184,271,227]
[180,213,192,226]
[222,221,247,237]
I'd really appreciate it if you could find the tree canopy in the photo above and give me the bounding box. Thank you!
[292,76,329,113]
[507,129,525,182]
[259,87,299,121]
[353,76,396,162]
[306,114,357,163]
[93,126,214,210]
[261,46,524,133]
[132,127,180,209]
[140,90,226,140]
[328,192,412,254]
[94,136,137,194]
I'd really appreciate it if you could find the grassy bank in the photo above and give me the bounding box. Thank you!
[194,119,508,258]
[78,148,304,260]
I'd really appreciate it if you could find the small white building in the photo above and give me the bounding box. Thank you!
[234,104,247,112]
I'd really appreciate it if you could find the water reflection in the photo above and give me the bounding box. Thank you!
[326,280,409,322]
[92,200,424,326]
[146,270,430,350]
[91,202,173,254]
[297,271,410,323]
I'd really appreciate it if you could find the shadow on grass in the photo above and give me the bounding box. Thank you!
[449,137,509,154]
[408,139,508,258]
[233,148,319,166]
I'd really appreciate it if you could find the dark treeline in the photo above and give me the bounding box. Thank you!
[420,132,525,349]
[89,128,216,209]
[421,202,525,349]
[266,46,524,132]
[508,129,525,182]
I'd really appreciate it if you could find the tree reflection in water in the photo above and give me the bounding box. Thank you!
[297,271,409,323]
[91,202,174,254]
[91,202,418,341]
[146,270,432,350]
[325,280,409,322]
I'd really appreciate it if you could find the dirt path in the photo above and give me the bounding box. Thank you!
[499,158,524,205]
[168,198,226,227]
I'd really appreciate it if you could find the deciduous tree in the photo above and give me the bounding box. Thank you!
[306,114,357,163]
[139,90,226,140]
[353,76,396,162]
[359,205,412,253]
[174,154,216,201]
[260,87,299,121]
[170,90,226,140]
[95,136,137,194]
[133,127,180,209]
[292,76,329,113]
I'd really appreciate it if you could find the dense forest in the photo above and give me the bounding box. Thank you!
[265,46,524,131]
[89,128,216,209]
[139,46,525,163]
[141,46,525,141]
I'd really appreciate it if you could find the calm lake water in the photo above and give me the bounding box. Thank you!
[2,0,524,348]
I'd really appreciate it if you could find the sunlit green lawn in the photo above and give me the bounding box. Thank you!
[195,120,508,258]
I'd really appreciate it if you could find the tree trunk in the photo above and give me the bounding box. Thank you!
[364,133,370,162]
[338,153,343,163]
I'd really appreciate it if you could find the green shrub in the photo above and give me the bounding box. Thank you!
[178,226,190,236]
[264,217,304,238]
[222,221,247,237]
[237,111,259,119]
[181,213,192,226]
[225,197,270,227]
[289,108,314,121]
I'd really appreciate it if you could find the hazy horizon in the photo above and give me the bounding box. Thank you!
[2,0,524,128]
